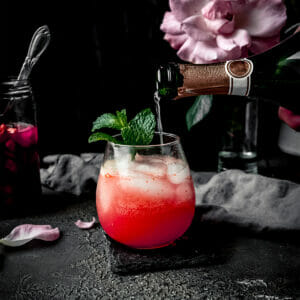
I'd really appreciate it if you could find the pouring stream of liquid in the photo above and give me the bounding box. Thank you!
[154,91,164,145]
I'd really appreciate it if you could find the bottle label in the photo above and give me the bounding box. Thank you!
[225,59,253,96]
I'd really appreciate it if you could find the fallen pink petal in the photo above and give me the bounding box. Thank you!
[75,217,96,229]
[0,224,60,247]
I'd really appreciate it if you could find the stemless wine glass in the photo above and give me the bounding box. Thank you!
[96,132,195,249]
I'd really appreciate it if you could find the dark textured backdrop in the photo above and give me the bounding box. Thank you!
[0,0,299,171]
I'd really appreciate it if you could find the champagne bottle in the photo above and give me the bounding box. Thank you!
[156,28,300,113]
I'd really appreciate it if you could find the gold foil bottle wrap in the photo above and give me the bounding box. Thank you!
[175,63,229,99]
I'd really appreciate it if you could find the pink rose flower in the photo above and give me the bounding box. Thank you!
[161,0,287,64]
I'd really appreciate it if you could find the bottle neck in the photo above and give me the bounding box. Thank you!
[157,28,300,100]
[176,58,254,98]
[176,63,228,98]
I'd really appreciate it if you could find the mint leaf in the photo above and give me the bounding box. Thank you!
[116,109,127,127]
[122,108,156,145]
[89,108,156,145]
[186,95,213,131]
[92,110,128,132]
[88,132,122,144]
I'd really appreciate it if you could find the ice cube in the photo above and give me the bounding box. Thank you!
[134,161,167,178]
[135,154,166,165]
[100,160,117,177]
[115,154,135,177]
[167,160,190,184]
[119,172,174,199]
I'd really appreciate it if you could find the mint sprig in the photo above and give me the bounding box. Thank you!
[89,108,156,145]
[88,132,121,144]
[91,109,127,131]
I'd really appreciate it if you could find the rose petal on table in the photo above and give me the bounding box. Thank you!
[0,224,60,247]
[75,217,96,229]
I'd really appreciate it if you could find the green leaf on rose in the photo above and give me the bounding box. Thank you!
[186,95,213,131]
[275,57,300,77]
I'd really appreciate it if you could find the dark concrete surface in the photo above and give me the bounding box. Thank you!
[0,187,300,299]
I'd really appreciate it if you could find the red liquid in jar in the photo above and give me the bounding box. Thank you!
[0,123,41,209]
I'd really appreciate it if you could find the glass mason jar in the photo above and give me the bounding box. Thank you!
[96,132,196,249]
[0,78,41,213]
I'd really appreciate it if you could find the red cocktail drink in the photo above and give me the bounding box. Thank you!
[0,122,41,208]
[97,152,195,249]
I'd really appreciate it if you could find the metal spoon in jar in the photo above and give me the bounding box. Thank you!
[17,25,51,81]
[0,26,51,118]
